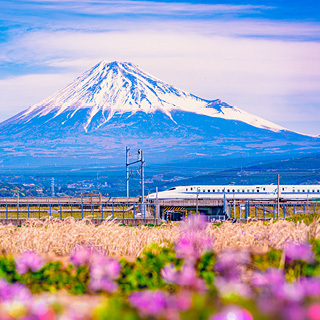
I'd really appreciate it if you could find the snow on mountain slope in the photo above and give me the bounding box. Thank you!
[15,61,285,133]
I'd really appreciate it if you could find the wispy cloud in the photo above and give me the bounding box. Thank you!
[2,0,272,17]
[0,29,319,128]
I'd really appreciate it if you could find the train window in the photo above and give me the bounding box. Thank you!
[293,190,295,192]
[307,190,310,192]
[298,190,300,192]
[213,189,215,192]
[169,188,176,191]
[203,189,205,192]
[227,189,230,192]
[208,190,210,192]
[252,189,254,192]
[317,190,319,192]
[242,190,245,192]
[257,190,259,192]
[282,188,284,191]
[312,190,315,192]
[247,190,249,192]
[237,189,240,192]
[186,189,188,191]
[232,189,235,192]
[218,189,220,192]
[263,188,265,191]
[191,188,193,191]
[302,190,305,192]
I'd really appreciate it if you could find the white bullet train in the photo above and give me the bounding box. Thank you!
[147,185,320,201]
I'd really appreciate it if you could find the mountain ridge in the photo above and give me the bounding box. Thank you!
[2,60,285,133]
[0,60,319,168]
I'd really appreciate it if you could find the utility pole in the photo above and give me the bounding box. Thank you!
[196,188,199,215]
[125,146,145,216]
[156,187,159,219]
[51,177,55,197]
[223,187,227,218]
[126,146,130,198]
[138,149,145,217]
[277,174,280,218]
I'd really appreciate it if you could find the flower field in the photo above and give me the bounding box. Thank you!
[0,217,319,319]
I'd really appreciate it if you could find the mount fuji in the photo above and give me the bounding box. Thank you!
[0,60,319,167]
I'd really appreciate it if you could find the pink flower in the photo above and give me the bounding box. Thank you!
[215,249,250,280]
[90,256,121,280]
[161,263,178,284]
[251,268,285,292]
[89,255,121,293]
[300,277,320,297]
[210,305,253,320]
[89,278,118,293]
[285,242,315,263]
[172,291,192,312]
[307,303,320,320]
[161,263,206,292]
[15,251,44,274]
[0,279,31,303]
[176,215,213,261]
[70,246,94,266]
[129,290,167,317]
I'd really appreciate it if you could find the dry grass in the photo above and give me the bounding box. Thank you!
[0,218,319,258]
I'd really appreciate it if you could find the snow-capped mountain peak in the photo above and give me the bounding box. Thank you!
[15,60,284,132]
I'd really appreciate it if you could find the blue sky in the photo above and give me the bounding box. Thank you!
[0,0,319,135]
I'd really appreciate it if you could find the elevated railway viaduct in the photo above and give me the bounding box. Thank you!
[0,197,318,224]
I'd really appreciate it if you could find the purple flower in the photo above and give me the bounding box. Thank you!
[30,299,55,320]
[180,215,208,232]
[15,252,44,274]
[171,291,192,312]
[176,216,213,261]
[280,283,305,302]
[89,278,118,293]
[210,305,253,320]
[0,279,31,303]
[161,263,178,284]
[89,255,121,293]
[129,290,167,317]
[90,256,121,280]
[215,250,250,280]
[282,303,307,320]
[161,263,206,292]
[175,236,199,260]
[178,263,198,286]
[299,277,320,297]
[251,268,285,291]
[285,242,315,263]
[70,246,94,266]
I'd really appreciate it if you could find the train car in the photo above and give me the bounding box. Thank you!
[147,185,320,201]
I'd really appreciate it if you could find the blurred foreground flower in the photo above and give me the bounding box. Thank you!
[129,290,192,319]
[0,279,31,303]
[89,254,121,293]
[15,252,44,274]
[71,246,95,266]
[308,303,320,320]
[215,249,250,280]
[176,215,213,261]
[285,242,315,263]
[161,263,206,292]
[129,290,167,317]
[251,268,285,292]
[210,305,253,320]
